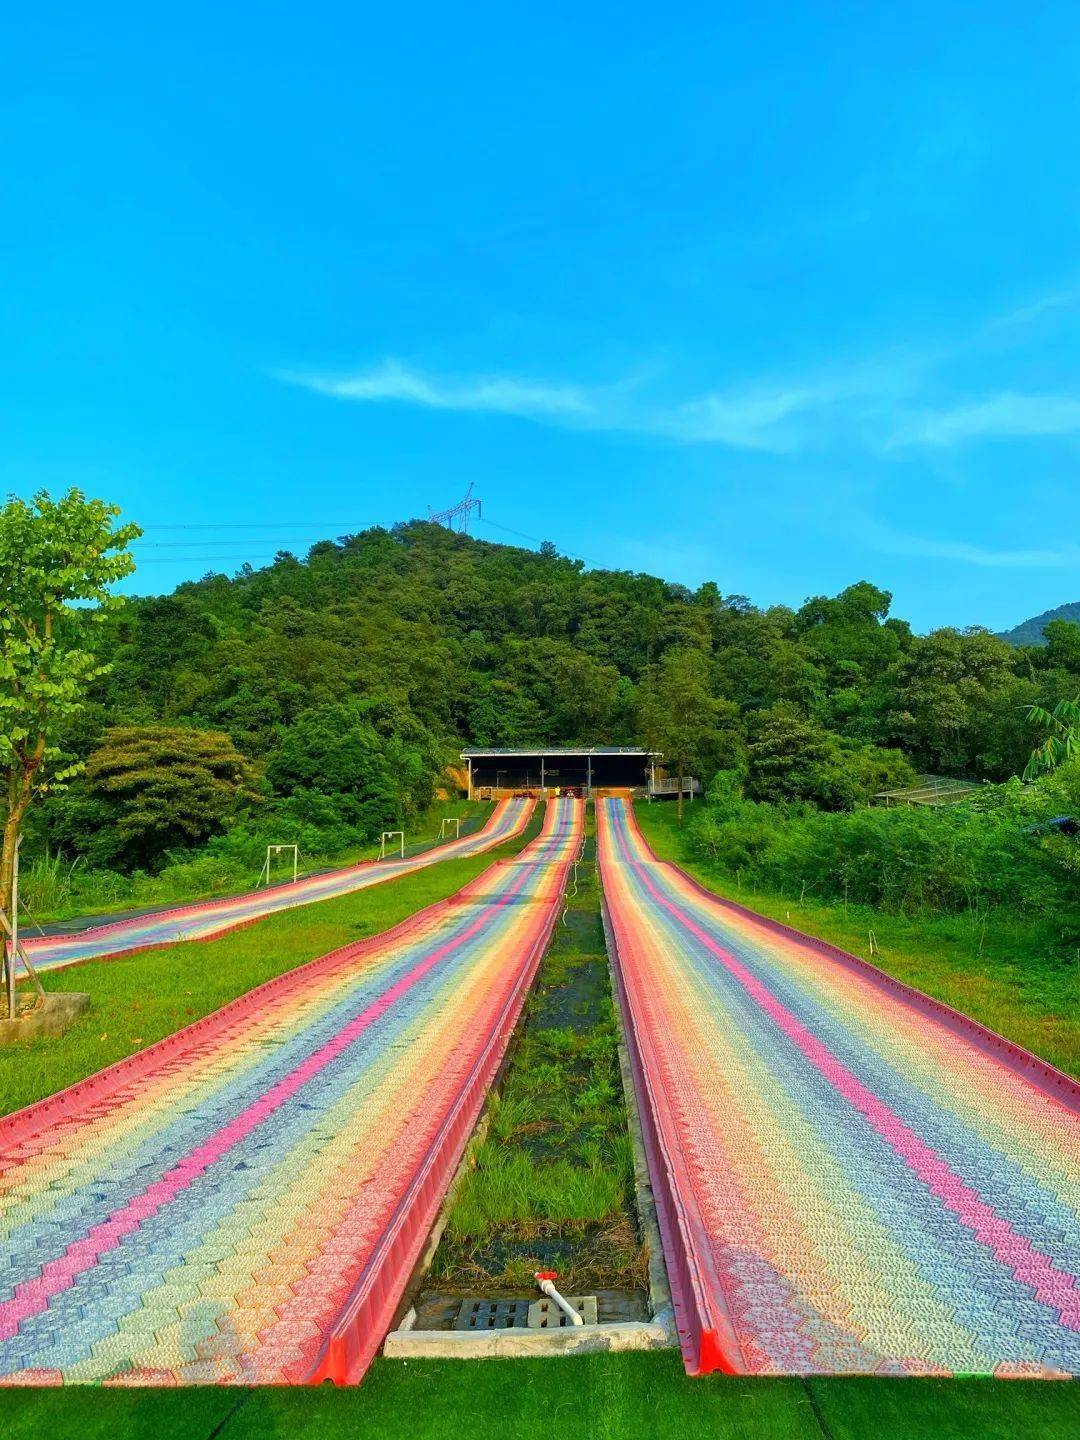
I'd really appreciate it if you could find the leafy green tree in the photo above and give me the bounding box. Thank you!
[1023,697,1080,780]
[81,725,257,869]
[1041,620,1080,673]
[0,489,138,1007]
[745,704,838,806]
[265,699,443,836]
[640,647,728,822]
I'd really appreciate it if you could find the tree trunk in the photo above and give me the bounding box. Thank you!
[677,763,685,825]
[2,768,34,1020]
[1,808,20,1021]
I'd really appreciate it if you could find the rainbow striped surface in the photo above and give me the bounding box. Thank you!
[0,797,582,1386]
[22,798,534,975]
[598,797,1080,1378]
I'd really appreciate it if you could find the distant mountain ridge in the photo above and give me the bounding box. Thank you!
[998,601,1080,647]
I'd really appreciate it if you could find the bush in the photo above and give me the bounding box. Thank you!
[688,767,1080,916]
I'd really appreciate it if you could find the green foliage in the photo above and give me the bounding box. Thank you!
[0,489,139,1008]
[745,704,917,807]
[1023,695,1080,779]
[264,697,443,838]
[21,517,1080,892]
[640,645,739,819]
[688,763,1080,918]
[63,725,256,870]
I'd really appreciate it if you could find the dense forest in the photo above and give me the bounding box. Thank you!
[24,520,1080,901]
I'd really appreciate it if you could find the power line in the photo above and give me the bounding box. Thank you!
[476,517,605,568]
[133,540,335,549]
[140,521,365,532]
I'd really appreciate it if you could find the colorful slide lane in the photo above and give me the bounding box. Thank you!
[0,797,583,1386]
[22,797,534,975]
[597,797,1080,1378]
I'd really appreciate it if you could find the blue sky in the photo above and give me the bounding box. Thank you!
[4,2,1080,631]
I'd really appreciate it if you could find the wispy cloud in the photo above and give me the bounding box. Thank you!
[863,524,1080,569]
[648,383,846,450]
[279,358,904,454]
[895,393,1080,447]
[279,359,594,420]
[279,283,1080,457]
[985,287,1080,332]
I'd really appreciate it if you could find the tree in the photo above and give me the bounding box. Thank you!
[745,704,837,806]
[1023,697,1080,781]
[265,699,444,836]
[640,647,727,822]
[0,490,139,1011]
[82,725,257,869]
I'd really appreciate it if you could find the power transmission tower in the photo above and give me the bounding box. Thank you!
[428,483,482,534]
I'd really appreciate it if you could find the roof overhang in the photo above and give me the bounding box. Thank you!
[460,747,660,759]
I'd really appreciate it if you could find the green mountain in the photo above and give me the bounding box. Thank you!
[33,521,1080,871]
[998,602,1080,647]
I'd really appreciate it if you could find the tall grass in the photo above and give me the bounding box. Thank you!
[447,1144,626,1240]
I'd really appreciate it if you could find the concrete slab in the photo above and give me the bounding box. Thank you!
[383,1317,672,1361]
[0,992,89,1045]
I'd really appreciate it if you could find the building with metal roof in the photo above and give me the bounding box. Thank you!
[459,746,699,799]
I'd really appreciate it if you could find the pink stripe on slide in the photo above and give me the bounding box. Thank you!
[0,869,529,1341]
[633,862,1080,1330]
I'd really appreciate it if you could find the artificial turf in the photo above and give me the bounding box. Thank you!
[1,1356,1077,1439]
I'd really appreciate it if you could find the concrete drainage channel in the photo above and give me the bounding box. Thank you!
[384,817,677,1363]
[383,1024,677,1361]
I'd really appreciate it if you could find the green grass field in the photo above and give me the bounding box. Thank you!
[0,803,542,1118]
[636,800,1080,1077]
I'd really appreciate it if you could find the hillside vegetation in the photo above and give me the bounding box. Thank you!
[20,521,1080,925]
[998,599,1080,647]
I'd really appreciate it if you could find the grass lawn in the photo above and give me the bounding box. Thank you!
[431,810,644,1295]
[21,798,494,925]
[2,1355,1077,1439]
[637,801,1080,1077]
[0,804,543,1118]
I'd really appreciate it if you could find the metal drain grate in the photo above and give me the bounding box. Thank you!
[527,1296,599,1329]
[454,1298,531,1331]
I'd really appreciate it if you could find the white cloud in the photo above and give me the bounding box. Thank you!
[279,357,906,454]
[985,287,1080,332]
[866,525,1080,569]
[280,359,593,420]
[651,385,837,450]
[278,284,1080,459]
[895,392,1080,447]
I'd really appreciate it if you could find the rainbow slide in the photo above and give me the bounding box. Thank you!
[21,797,535,975]
[0,797,583,1386]
[597,797,1080,1378]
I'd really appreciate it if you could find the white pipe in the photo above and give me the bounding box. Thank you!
[535,1271,584,1326]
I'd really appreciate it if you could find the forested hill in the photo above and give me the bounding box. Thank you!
[44,520,1080,871]
[998,600,1080,647]
[95,518,1080,775]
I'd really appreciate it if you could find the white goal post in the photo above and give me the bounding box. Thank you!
[257,844,300,887]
